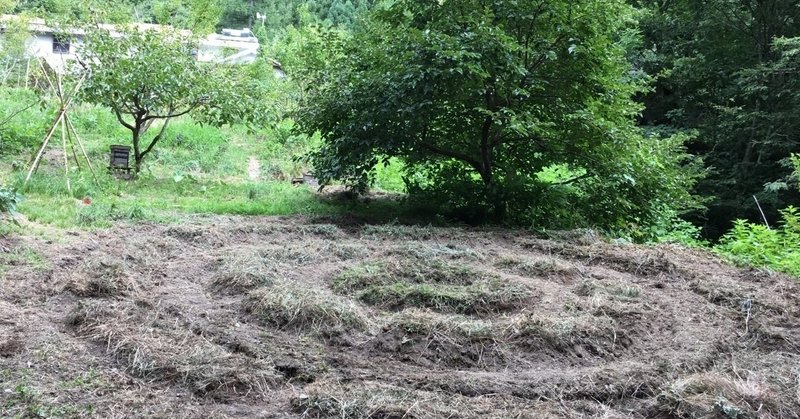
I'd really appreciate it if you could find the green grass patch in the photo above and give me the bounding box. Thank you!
[14,171,337,228]
[0,244,50,276]
[355,280,530,314]
[333,260,481,293]
[373,157,406,193]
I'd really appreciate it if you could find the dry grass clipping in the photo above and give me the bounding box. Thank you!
[208,248,276,293]
[63,256,138,297]
[376,308,506,369]
[68,300,278,399]
[494,255,579,279]
[335,259,533,314]
[356,280,532,314]
[290,380,546,418]
[244,281,368,335]
[657,372,786,418]
[503,313,623,356]
[388,308,495,340]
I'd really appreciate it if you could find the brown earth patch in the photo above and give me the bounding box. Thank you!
[1,215,799,417]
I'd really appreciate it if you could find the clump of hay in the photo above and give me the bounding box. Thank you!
[333,259,530,314]
[357,280,531,314]
[373,308,506,368]
[208,249,276,293]
[388,308,495,340]
[63,256,137,297]
[244,282,368,335]
[333,259,481,291]
[360,224,455,240]
[387,242,481,261]
[657,372,784,418]
[573,279,641,301]
[327,242,369,261]
[67,300,278,398]
[296,223,344,239]
[495,256,578,279]
[291,380,543,418]
[504,313,623,356]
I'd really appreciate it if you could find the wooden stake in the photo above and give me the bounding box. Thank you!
[65,116,81,170]
[24,70,89,184]
[65,114,98,182]
[25,110,65,182]
[61,113,71,193]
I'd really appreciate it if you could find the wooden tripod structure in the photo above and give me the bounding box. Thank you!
[24,60,97,192]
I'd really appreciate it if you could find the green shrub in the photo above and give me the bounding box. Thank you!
[0,87,49,152]
[0,185,23,222]
[714,206,800,277]
[372,157,405,193]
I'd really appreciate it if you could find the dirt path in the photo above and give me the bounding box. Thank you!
[247,156,260,181]
[1,216,799,417]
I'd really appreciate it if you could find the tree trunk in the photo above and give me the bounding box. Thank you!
[479,167,506,222]
[132,125,143,174]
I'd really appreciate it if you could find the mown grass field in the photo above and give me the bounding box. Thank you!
[2,217,800,418]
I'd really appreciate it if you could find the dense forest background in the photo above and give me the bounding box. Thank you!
[636,0,800,238]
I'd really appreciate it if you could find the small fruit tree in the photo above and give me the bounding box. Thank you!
[80,27,262,173]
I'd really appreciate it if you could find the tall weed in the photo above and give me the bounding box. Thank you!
[715,206,800,277]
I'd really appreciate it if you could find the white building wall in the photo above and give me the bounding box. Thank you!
[24,33,84,73]
[1,15,259,73]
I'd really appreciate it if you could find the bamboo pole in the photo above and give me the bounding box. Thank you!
[65,114,98,182]
[38,59,57,100]
[25,110,64,182]
[24,59,30,89]
[61,113,71,193]
[58,73,71,193]
[24,71,89,183]
[65,116,81,170]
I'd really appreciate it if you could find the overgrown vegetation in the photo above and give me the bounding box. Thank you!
[0,185,22,222]
[637,0,800,239]
[715,207,800,277]
[713,157,800,276]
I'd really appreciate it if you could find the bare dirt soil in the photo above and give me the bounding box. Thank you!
[1,215,799,418]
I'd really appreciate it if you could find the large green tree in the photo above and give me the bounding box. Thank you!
[297,0,700,229]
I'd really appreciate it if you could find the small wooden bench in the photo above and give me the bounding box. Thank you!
[109,145,132,178]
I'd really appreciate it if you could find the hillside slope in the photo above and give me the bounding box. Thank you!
[1,216,799,418]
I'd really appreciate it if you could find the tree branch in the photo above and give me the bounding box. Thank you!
[0,101,38,128]
[143,103,200,122]
[112,105,135,131]
[552,172,593,186]
[419,141,483,173]
[140,118,171,160]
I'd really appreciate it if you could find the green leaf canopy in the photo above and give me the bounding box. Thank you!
[298,0,701,227]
